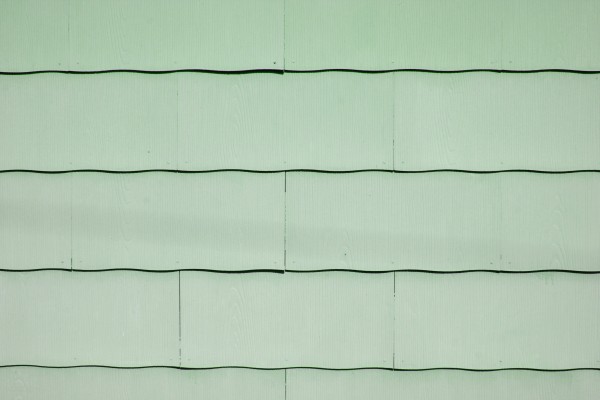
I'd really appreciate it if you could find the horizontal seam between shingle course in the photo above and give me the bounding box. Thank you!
[1,365,599,372]
[1,68,600,75]
[1,269,599,274]
[2,169,600,175]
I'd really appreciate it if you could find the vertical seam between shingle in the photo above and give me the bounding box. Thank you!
[393,271,396,370]
[176,75,179,171]
[283,0,286,72]
[70,173,73,271]
[284,368,287,400]
[178,270,182,367]
[284,171,287,272]
[392,74,396,171]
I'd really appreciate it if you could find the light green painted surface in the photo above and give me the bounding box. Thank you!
[395,73,600,170]
[395,273,600,369]
[72,173,284,270]
[0,74,177,170]
[1,0,598,389]
[0,270,597,369]
[0,73,393,170]
[0,271,178,366]
[3,368,599,400]
[498,174,600,269]
[3,72,598,170]
[181,272,393,368]
[0,0,283,71]
[286,173,600,271]
[501,0,600,71]
[0,367,284,400]
[179,72,393,169]
[177,73,285,169]
[287,369,600,400]
[0,174,70,270]
[281,73,393,169]
[5,0,599,71]
[0,0,69,71]
[286,0,600,70]
[3,172,599,272]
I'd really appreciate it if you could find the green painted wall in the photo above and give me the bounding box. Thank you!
[1,0,599,398]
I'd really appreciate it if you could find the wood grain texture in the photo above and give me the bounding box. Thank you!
[180,272,394,368]
[6,0,599,72]
[281,73,393,170]
[0,174,70,270]
[71,172,284,271]
[0,74,177,170]
[0,367,284,400]
[394,73,600,170]
[0,0,69,71]
[0,73,393,170]
[0,271,178,366]
[0,0,282,71]
[394,273,600,369]
[286,172,600,271]
[285,0,600,70]
[177,74,285,170]
[287,369,600,400]
[3,72,597,171]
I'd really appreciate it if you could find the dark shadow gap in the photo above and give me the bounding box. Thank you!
[2,68,600,75]
[0,365,598,372]
[0,268,598,274]
[2,169,600,175]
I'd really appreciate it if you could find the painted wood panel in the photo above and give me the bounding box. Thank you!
[285,0,600,70]
[177,73,285,170]
[0,271,178,366]
[0,0,69,72]
[0,367,284,400]
[178,72,393,169]
[394,273,600,369]
[71,172,284,271]
[394,73,600,170]
[286,172,600,271]
[3,72,596,171]
[0,0,282,72]
[0,74,177,170]
[0,73,393,171]
[0,173,70,270]
[281,73,393,170]
[180,272,393,368]
[287,369,600,400]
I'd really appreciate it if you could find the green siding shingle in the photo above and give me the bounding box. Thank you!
[0,174,70,270]
[178,73,394,170]
[181,272,393,368]
[1,0,599,395]
[288,369,600,400]
[0,0,69,71]
[394,273,600,369]
[0,0,283,71]
[0,74,177,170]
[4,0,599,72]
[0,73,394,170]
[286,0,600,70]
[394,73,600,170]
[0,173,285,271]
[2,271,597,369]
[4,172,598,272]
[0,271,178,366]
[0,367,284,400]
[3,73,599,171]
[72,172,284,271]
[287,172,600,271]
